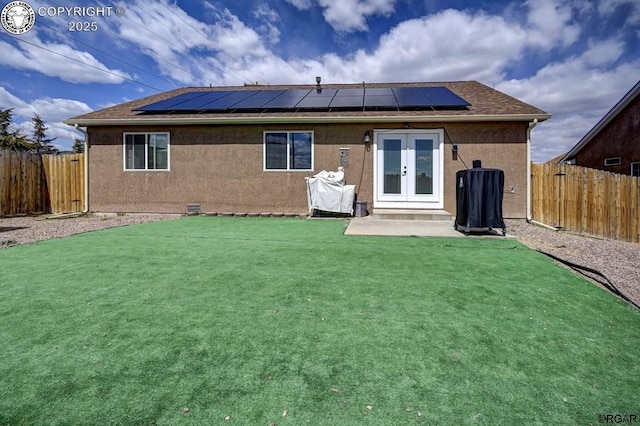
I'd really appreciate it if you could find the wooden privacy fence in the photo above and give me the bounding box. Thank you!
[0,150,85,216]
[0,150,46,215]
[531,163,640,243]
[42,153,85,214]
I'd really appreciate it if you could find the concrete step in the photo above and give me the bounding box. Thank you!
[371,209,453,221]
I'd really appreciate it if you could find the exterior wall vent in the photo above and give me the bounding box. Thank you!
[187,203,201,214]
[604,157,621,166]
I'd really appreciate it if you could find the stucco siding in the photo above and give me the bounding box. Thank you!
[87,122,528,217]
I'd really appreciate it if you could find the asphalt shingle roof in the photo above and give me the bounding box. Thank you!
[66,81,550,124]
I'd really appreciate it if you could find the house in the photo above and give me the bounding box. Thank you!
[561,80,640,176]
[64,81,550,217]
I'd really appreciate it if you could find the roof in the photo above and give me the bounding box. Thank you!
[546,152,567,164]
[562,80,640,162]
[65,81,550,126]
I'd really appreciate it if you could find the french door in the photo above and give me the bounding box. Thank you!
[375,130,443,208]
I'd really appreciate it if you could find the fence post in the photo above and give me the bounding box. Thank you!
[554,163,566,229]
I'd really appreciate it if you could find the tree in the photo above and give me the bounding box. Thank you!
[0,107,32,151]
[30,113,58,154]
[71,137,85,154]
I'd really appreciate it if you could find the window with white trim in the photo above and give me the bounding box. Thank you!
[632,162,640,177]
[264,131,313,171]
[124,133,170,170]
[604,157,621,167]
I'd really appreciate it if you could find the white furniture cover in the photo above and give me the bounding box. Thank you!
[305,168,355,215]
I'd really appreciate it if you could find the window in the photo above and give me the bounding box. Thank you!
[604,157,621,167]
[632,162,640,177]
[264,131,313,171]
[124,133,169,170]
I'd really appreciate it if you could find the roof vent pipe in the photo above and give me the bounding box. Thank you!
[316,76,321,88]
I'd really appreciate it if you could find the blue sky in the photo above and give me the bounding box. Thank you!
[0,0,638,161]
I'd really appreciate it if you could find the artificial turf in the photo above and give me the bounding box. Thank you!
[0,217,638,425]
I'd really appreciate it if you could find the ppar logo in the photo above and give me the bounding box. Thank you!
[1,1,35,35]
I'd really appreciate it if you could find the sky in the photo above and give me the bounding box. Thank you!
[0,0,638,162]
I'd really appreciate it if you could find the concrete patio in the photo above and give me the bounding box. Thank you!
[344,209,514,238]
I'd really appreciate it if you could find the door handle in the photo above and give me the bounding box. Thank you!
[402,165,407,176]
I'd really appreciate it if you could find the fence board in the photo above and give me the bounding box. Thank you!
[0,150,84,216]
[531,163,640,243]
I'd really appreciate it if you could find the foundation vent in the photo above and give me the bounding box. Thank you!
[187,204,201,214]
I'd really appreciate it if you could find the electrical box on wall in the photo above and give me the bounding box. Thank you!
[340,148,350,168]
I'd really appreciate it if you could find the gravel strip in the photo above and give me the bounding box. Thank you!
[1,214,637,308]
[0,213,181,248]
[506,219,640,309]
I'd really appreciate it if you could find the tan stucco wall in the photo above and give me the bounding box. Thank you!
[87,122,529,217]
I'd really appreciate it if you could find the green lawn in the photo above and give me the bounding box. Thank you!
[0,217,638,425]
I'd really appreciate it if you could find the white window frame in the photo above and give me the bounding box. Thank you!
[631,162,640,177]
[263,130,314,172]
[123,132,170,171]
[604,157,621,167]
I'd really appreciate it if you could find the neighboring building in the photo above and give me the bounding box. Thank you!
[65,81,550,217]
[562,80,640,176]
[546,152,567,164]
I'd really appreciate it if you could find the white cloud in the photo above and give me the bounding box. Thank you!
[286,0,313,10]
[497,54,639,162]
[360,10,527,83]
[525,0,581,48]
[256,9,527,85]
[111,0,271,86]
[285,0,397,32]
[0,32,131,84]
[0,87,26,111]
[107,3,532,87]
[317,0,397,32]
[210,9,271,60]
[0,87,91,149]
[30,97,93,123]
[598,0,640,24]
[253,4,281,44]
[580,38,625,66]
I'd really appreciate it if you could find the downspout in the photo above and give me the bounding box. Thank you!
[74,124,90,214]
[526,119,538,222]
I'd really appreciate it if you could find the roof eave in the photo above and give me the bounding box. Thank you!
[65,113,551,127]
[562,80,640,162]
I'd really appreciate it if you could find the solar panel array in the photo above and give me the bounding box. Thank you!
[134,86,470,113]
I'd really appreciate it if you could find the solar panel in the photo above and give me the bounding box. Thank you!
[133,86,470,113]
[295,88,336,109]
[167,91,234,110]
[334,88,364,97]
[393,87,434,108]
[330,96,364,108]
[199,90,261,109]
[262,90,311,108]
[229,90,286,109]
[329,88,364,108]
[422,87,470,107]
[133,92,208,111]
[364,88,393,96]
[364,88,397,108]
